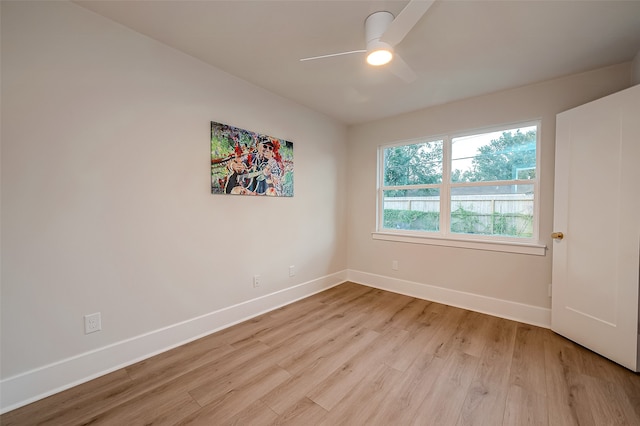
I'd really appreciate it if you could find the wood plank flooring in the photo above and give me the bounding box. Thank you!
[2,282,639,425]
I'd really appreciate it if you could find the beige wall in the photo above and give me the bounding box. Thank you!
[346,63,633,310]
[1,0,347,405]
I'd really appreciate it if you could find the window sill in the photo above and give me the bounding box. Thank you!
[372,231,547,256]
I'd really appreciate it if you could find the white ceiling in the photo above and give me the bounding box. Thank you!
[75,0,640,125]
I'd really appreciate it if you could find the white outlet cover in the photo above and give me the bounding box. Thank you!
[84,312,102,334]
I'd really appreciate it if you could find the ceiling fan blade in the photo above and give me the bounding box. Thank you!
[388,52,417,83]
[300,50,366,62]
[381,0,436,47]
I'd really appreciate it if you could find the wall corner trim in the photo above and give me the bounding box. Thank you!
[347,269,551,329]
[0,271,347,414]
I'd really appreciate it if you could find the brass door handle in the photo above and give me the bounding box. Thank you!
[551,232,564,240]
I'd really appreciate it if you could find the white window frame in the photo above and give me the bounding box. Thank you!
[374,121,546,256]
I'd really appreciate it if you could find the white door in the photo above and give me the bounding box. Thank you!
[552,84,640,372]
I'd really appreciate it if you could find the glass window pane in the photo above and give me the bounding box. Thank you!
[450,185,534,237]
[383,140,443,186]
[451,126,536,183]
[382,189,440,232]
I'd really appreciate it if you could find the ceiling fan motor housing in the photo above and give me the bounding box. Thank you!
[365,11,394,56]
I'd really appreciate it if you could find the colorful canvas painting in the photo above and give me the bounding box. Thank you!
[211,122,294,196]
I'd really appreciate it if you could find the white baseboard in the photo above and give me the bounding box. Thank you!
[0,271,347,414]
[347,269,551,329]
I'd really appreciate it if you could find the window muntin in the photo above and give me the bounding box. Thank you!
[379,122,539,243]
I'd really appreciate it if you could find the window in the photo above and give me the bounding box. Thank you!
[377,122,542,253]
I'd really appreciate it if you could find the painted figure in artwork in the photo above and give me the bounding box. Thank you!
[247,136,283,196]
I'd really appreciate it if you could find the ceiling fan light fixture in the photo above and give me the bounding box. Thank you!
[365,11,395,67]
[366,48,393,66]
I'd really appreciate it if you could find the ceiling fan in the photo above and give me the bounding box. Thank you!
[300,0,436,82]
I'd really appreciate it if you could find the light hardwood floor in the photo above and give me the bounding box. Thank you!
[2,282,639,425]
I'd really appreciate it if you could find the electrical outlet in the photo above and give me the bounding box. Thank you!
[253,275,261,288]
[392,260,399,270]
[289,265,295,277]
[84,312,102,334]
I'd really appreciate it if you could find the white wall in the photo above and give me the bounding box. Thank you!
[346,63,633,323]
[0,1,347,411]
